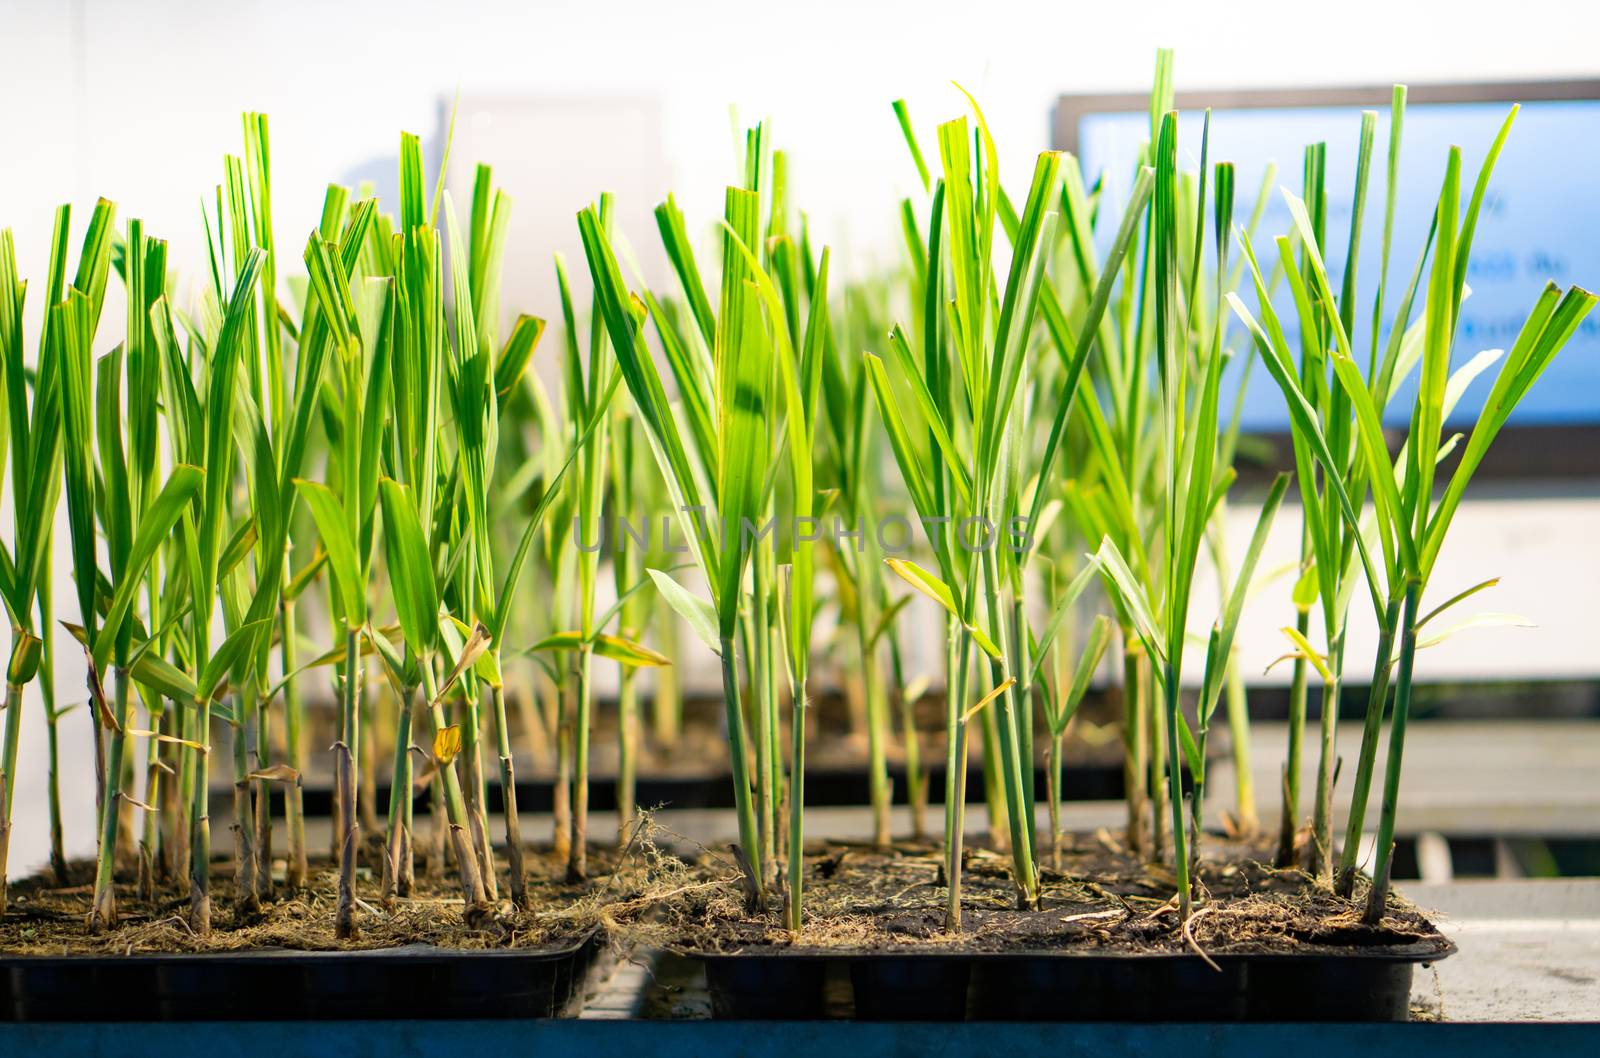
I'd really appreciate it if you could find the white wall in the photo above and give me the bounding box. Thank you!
[2,0,1599,876]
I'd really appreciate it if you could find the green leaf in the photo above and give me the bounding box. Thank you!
[1090,537,1165,667]
[294,478,363,623]
[378,478,439,656]
[883,558,1000,660]
[92,464,204,670]
[648,568,720,657]
[198,619,270,703]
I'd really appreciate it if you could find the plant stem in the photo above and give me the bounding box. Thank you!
[1222,649,1257,835]
[652,610,681,749]
[492,684,527,906]
[719,633,763,906]
[980,546,1037,906]
[943,621,974,931]
[231,687,260,917]
[1047,733,1064,870]
[253,674,273,903]
[888,632,925,841]
[461,686,497,899]
[855,608,892,848]
[567,642,593,881]
[1364,582,1420,925]
[89,668,133,930]
[0,679,26,913]
[138,710,161,899]
[552,671,572,863]
[425,668,488,916]
[384,683,415,904]
[616,664,638,846]
[1149,663,1168,862]
[189,691,214,934]
[1277,606,1311,867]
[1012,595,1038,873]
[1312,630,1346,881]
[38,577,67,886]
[1117,642,1148,860]
[1336,594,1401,897]
[751,553,777,877]
[280,594,308,889]
[785,673,806,932]
[335,625,361,938]
[1163,655,1192,920]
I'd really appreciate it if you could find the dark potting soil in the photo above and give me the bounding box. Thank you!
[0,837,639,956]
[640,831,1453,960]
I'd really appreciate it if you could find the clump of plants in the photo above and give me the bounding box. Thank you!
[0,50,1589,985]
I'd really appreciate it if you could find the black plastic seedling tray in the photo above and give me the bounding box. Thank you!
[0,933,598,1021]
[696,939,1454,1022]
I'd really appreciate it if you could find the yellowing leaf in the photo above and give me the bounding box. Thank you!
[961,678,1015,724]
[433,724,462,766]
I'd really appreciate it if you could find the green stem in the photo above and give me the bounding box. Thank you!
[1277,606,1311,867]
[335,625,361,937]
[568,643,593,881]
[280,594,308,889]
[751,554,776,877]
[231,687,260,916]
[1163,655,1192,920]
[856,610,892,847]
[1222,648,1257,835]
[944,624,974,931]
[384,681,416,903]
[889,632,925,841]
[89,669,132,930]
[1312,631,1346,881]
[1336,595,1400,897]
[1047,733,1063,870]
[720,633,763,905]
[0,680,26,913]
[425,665,488,915]
[1012,595,1038,874]
[1364,582,1420,925]
[785,673,806,932]
[189,691,214,934]
[979,546,1036,906]
[491,683,526,907]
[617,665,638,846]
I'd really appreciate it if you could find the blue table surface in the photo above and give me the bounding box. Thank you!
[2,1019,1596,1058]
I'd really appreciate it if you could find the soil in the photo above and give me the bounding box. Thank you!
[1,822,1446,964]
[0,834,658,956]
[632,829,1454,960]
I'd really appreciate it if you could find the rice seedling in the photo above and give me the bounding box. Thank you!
[579,124,828,906]
[1231,97,1595,919]
[0,211,87,912]
[869,97,1062,918]
[539,277,668,880]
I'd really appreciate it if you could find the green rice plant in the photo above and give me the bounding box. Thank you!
[81,211,223,931]
[236,180,376,899]
[580,163,783,903]
[530,248,664,881]
[1089,108,1228,919]
[869,92,1075,919]
[817,284,896,849]
[1036,603,1110,867]
[0,208,96,912]
[1230,102,1596,919]
[297,212,392,936]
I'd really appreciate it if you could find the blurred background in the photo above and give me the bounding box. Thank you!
[3,0,1598,877]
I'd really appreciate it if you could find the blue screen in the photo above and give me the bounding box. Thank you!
[1078,100,1600,429]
